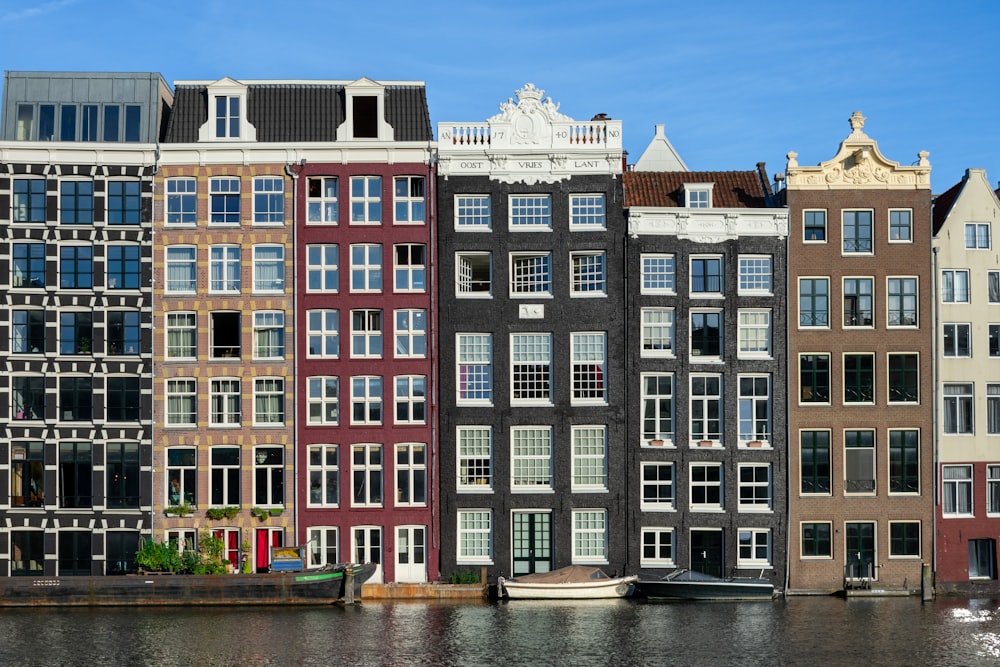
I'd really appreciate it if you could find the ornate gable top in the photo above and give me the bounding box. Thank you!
[785,110,930,190]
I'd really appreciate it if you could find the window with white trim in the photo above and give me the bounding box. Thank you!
[165,378,197,426]
[944,383,974,434]
[307,177,338,224]
[455,195,491,230]
[510,333,551,404]
[307,376,339,425]
[641,308,674,356]
[843,210,873,253]
[738,464,771,511]
[572,510,608,563]
[966,223,991,249]
[737,529,771,567]
[252,245,284,293]
[394,375,426,424]
[457,427,492,491]
[350,376,383,425]
[570,251,607,296]
[166,178,196,225]
[943,323,971,357]
[393,244,426,292]
[307,309,339,358]
[843,354,875,404]
[253,176,284,224]
[843,278,873,327]
[641,254,675,293]
[691,310,723,358]
[691,256,723,295]
[989,385,1000,435]
[641,528,674,567]
[738,310,770,357]
[253,311,284,359]
[351,444,383,507]
[209,177,240,224]
[799,278,829,327]
[166,447,196,506]
[456,252,492,297]
[394,309,427,358]
[510,252,552,296]
[457,334,492,403]
[509,195,551,230]
[685,185,711,208]
[11,309,44,354]
[641,373,674,446]
[13,177,46,223]
[889,429,920,494]
[394,176,425,224]
[59,245,93,288]
[804,210,826,241]
[571,426,607,491]
[395,443,427,506]
[942,270,970,303]
[690,463,723,510]
[889,210,912,242]
[12,242,46,289]
[350,176,382,224]
[350,244,382,292]
[738,375,770,445]
[209,446,240,506]
[253,446,284,506]
[844,430,876,493]
[209,245,241,293]
[306,244,339,292]
[889,522,920,558]
[571,332,607,404]
[640,462,674,510]
[165,246,197,293]
[569,194,606,229]
[801,522,832,558]
[988,465,1000,514]
[308,445,339,507]
[308,527,339,567]
[213,95,241,139]
[989,272,1000,304]
[165,312,196,359]
[350,309,382,358]
[888,277,918,326]
[943,464,973,516]
[511,426,552,491]
[209,379,241,426]
[457,510,493,564]
[690,375,722,445]
[738,256,772,294]
[253,378,284,426]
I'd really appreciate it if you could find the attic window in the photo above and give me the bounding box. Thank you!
[684,184,713,208]
[353,96,378,138]
[215,96,240,139]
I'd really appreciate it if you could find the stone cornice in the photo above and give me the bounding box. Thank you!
[0,142,158,166]
[156,142,435,167]
[628,207,789,240]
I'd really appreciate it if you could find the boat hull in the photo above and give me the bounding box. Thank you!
[0,564,377,607]
[636,579,774,601]
[501,575,637,600]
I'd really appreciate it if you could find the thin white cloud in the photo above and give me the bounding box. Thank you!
[0,0,78,23]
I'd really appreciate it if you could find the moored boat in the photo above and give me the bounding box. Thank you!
[499,565,637,600]
[0,562,378,607]
[635,569,776,601]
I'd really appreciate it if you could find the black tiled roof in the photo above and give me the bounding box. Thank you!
[163,82,432,143]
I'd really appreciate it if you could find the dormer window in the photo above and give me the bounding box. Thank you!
[684,184,714,208]
[198,78,256,142]
[336,78,393,142]
[215,95,241,139]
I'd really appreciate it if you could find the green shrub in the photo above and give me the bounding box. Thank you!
[448,570,481,584]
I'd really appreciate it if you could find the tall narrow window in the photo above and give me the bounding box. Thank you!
[209,177,240,224]
[210,447,240,505]
[307,310,339,358]
[350,176,382,224]
[394,176,425,224]
[888,277,918,326]
[843,210,873,253]
[165,246,197,293]
[13,178,46,223]
[253,447,284,506]
[395,376,427,424]
[107,245,141,290]
[512,427,553,491]
[351,376,383,425]
[59,442,92,508]
[209,246,241,293]
[306,244,339,292]
[844,354,875,404]
[107,181,141,225]
[738,375,770,445]
[166,447,197,506]
[457,334,492,403]
[307,377,339,425]
[10,442,44,507]
[307,177,338,223]
[800,354,830,403]
[844,430,876,493]
[350,309,383,359]
[60,181,94,224]
[352,444,383,506]
[457,427,492,490]
[106,442,140,509]
[394,309,427,358]
[253,176,284,224]
[308,445,339,507]
[942,465,972,516]
[944,383,974,434]
[571,426,607,491]
[215,95,240,138]
[510,333,551,404]
[394,244,426,292]
[690,375,722,445]
[571,332,607,404]
[843,278,873,327]
[799,278,829,327]
[641,374,674,445]
[166,178,196,224]
[800,431,831,494]
[888,430,919,494]
[395,443,427,506]
[252,245,285,293]
[350,244,382,292]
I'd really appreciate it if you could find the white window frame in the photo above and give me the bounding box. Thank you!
[640,527,675,568]
[252,244,285,293]
[738,255,772,294]
[457,333,492,405]
[690,255,724,296]
[455,194,491,231]
[393,176,425,225]
[209,245,241,294]
[456,251,492,298]
[641,253,675,294]
[456,510,493,564]
[690,309,723,360]
[307,309,339,358]
[394,443,427,507]
[569,193,606,230]
[394,375,426,425]
[307,376,339,425]
[350,243,383,293]
[738,375,771,446]
[842,209,874,254]
[307,527,340,567]
[942,464,973,517]
[843,277,874,328]
[306,244,339,293]
[571,332,607,405]
[803,209,827,242]
[944,383,974,435]
[209,176,240,224]
[737,310,771,358]
[988,464,1000,515]
[989,271,1000,304]
[641,373,674,446]
[799,277,830,328]
[942,323,972,357]
[165,177,196,225]
[350,376,383,426]
[306,176,339,224]
[889,209,912,243]
[252,176,284,225]
[966,222,991,249]
[307,445,339,508]
[252,446,284,507]
[684,184,712,208]
[942,269,971,303]
[510,252,553,297]
[571,425,607,492]
[252,377,284,426]
[165,246,197,294]
[572,509,608,564]
[737,528,772,568]
[457,426,493,492]
[888,521,922,559]
[887,276,919,327]
[690,375,723,447]
[510,426,553,492]
[394,309,427,359]
[737,463,772,512]
[393,243,426,292]
[570,251,607,296]
[165,311,197,360]
[641,308,674,357]
[844,430,876,494]
[252,311,285,360]
[349,176,382,225]
[209,378,241,426]
[165,378,197,427]
[350,444,383,507]
[350,309,383,359]
[640,462,674,511]
[509,194,552,230]
[689,462,723,511]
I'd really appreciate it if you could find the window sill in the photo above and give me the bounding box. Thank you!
[457,488,494,494]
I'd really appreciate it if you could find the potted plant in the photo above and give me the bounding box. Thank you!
[650,439,665,447]
[206,506,240,520]
[698,440,714,447]
[251,507,269,522]
[268,507,283,517]
[164,501,194,517]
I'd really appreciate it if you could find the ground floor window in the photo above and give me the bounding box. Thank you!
[572,509,608,564]
[59,530,92,576]
[737,529,771,567]
[640,528,674,567]
[11,531,44,576]
[801,522,832,559]
[308,527,339,568]
[106,531,140,574]
[457,510,492,564]
[888,522,921,558]
[969,539,997,580]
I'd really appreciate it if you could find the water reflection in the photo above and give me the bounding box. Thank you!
[1,597,1000,665]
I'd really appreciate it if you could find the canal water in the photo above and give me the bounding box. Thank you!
[1,596,999,666]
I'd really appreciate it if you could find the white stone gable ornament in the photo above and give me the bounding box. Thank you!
[489,83,571,145]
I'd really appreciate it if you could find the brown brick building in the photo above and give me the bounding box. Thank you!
[784,111,933,592]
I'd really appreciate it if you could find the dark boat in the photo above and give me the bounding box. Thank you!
[635,569,776,601]
[0,563,378,607]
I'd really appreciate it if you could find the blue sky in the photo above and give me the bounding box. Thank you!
[2,0,997,191]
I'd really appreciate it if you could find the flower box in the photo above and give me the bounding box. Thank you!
[698,440,714,447]
[650,439,665,447]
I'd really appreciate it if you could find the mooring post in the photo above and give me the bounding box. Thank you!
[344,567,355,604]
[921,562,933,601]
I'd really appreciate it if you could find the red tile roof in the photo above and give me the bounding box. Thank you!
[624,165,772,208]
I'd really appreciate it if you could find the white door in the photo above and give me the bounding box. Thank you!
[395,525,427,583]
[353,526,383,583]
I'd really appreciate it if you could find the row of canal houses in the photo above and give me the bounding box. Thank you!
[0,70,997,595]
